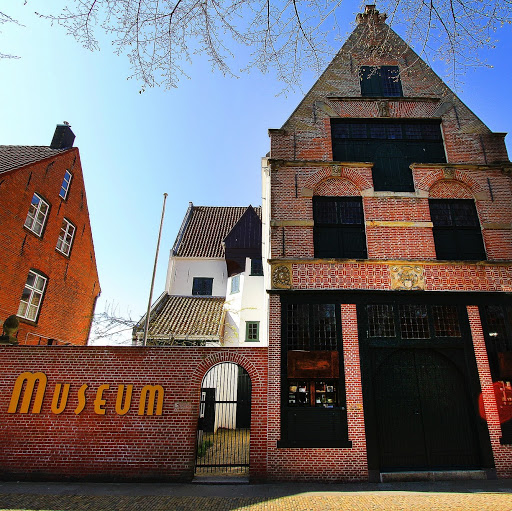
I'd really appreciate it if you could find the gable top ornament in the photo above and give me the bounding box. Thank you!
[356,5,387,25]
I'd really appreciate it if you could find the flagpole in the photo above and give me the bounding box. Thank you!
[143,193,168,346]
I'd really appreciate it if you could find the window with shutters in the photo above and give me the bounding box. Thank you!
[313,196,367,259]
[331,119,446,192]
[360,66,403,97]
[429,199,486,260]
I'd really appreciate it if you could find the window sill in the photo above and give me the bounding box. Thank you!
[277,440,352,449]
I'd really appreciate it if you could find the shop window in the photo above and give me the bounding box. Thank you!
[360,66,403,97]
[280,301,349,447]
[192,277,213,296]
[480,304,512,444]
[331,119,446,192]
[429,199,486,261]
[313,196,367,259]
[17,270,47,322]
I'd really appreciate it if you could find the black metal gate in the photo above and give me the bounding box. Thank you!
[195,363,251,476]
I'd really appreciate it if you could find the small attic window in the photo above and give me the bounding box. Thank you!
[59,170,72,200]
[360,66,402,97]
[192,277,213,296]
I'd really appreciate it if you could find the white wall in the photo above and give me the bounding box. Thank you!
[223,257,266,346]
[166,257,227,296]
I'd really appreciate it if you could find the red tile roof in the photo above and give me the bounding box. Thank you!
[174,205,261,258]
[146,295,225,339]
[0,146,69,174]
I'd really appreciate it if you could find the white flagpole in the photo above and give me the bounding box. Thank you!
[143,193,168,346]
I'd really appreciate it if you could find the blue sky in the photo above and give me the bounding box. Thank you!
[1,2,511,344]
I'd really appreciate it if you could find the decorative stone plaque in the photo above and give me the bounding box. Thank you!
[271,263,292,289]
[390,264,425,290]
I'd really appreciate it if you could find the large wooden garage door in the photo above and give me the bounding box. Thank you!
[373,348,480,470]
[361,302,483,472]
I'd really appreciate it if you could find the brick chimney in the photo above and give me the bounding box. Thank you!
[50,123,75,149]
[356,4,387,24]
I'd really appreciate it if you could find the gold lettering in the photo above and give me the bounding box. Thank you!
[94,384,110,415]
[8,372,47,414]
[115,384,133,415]
[74,384,88,415]
[138,385,164,416]
[51,383,70,414]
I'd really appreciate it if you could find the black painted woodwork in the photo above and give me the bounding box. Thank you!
[313,196,367,259]
[430,199,486,261]
[360,66,403,97]
[331,119,446,192]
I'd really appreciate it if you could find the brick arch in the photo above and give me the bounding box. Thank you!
[416,169,486,196]
[314,177,360,196]
[190,351,262,389]
[302,166,372,194]
[429,179,474,199]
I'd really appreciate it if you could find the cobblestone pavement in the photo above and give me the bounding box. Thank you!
[1,480,512,511]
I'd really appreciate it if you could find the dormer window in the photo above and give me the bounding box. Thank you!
[59,170,72,199]
[360,66,402,97]
[192,277,213,296]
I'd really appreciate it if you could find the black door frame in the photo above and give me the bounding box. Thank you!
[355,291,496,479]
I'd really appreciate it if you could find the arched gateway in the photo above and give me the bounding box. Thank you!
[194,362,252,478]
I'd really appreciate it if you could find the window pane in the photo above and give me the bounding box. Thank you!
[367,304,396,337]
[452,201,480,227]
[399,304,430,339]
[484,305,512,352]
[432,305,461,337]
[287,304,310,350]
[312,304,337,350]
[430,201,453,226]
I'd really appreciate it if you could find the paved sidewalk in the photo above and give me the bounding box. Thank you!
[1,479,512,510]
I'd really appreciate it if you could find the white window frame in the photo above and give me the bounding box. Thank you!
[59,170,72,199]
[231,274,240,294]
[17,270,47,322]
[56,218,76,256]
[24,193,50,236]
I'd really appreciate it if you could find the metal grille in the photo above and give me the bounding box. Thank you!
[195,363,251,477]
[432,305,461,337]
[399,304,430,339]
[367,304,396,337]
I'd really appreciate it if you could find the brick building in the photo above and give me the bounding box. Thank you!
[263,5,512,481]
[0,125,100,345]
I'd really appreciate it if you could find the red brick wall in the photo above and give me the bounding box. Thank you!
[0,149,100,345]
[0,346,268,482]
[266,301,368,482]
[467,307,512,478]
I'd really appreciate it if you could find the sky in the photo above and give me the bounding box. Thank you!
[1,1,511,345]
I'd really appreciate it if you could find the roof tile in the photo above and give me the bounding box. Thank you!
[0,146,69,174]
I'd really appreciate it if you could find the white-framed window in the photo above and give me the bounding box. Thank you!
[17,270,47,322]
[231,274,240,294]
[59,170,72,199]
[56,218,76,256]
[24,193,50,236]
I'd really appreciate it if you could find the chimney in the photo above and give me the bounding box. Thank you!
[50,123,75,149]
[356,4,387,24]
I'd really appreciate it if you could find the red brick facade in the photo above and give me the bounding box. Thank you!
[0,346,268,482]
[0,148,100,345]
[265,7,512,481]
